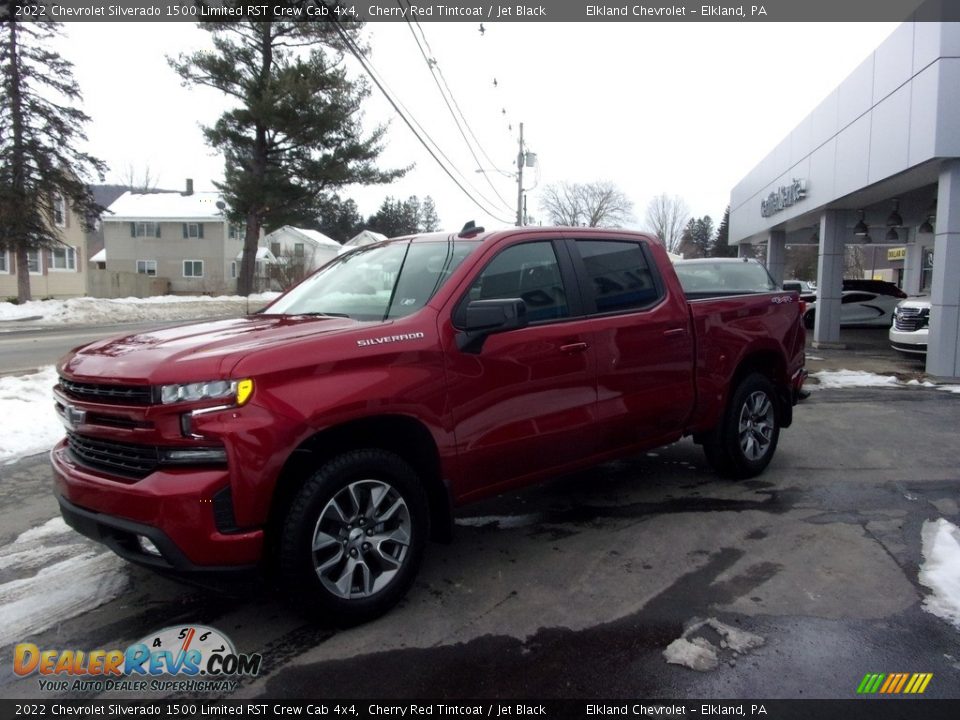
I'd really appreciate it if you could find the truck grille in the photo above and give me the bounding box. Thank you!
[67,433,159,479]
[59,378,154,406]
[894,308,928,332]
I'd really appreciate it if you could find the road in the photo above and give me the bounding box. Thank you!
[1,384,958,702]
[0,319,212,375]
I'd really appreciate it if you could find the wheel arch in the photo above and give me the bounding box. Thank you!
[730,349,793,428]
[266,415,453,564]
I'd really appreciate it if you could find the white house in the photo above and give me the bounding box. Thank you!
[339,229,388,255]
[102,182,254,294]
[263,226,342,270]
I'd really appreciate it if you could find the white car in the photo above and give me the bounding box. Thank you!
[803,290,902,329]
[890,298,931,355]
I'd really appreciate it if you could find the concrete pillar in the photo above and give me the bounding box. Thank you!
[926,159,960,380]
[766,230,786,285]
[902,241,924,295]
[737,242,751,259]
[813,210,845,348]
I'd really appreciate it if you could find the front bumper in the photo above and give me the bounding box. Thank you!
[52,440,264,570]
[889,327,928,355]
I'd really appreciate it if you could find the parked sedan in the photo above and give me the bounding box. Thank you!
[803,290,902,329]
[889,297,931,355]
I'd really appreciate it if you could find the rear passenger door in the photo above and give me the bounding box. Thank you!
[443,238,599,499]
[567,236,695,452]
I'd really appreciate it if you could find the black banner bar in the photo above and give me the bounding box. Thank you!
[3,0,960,23]
[2,700,960,720]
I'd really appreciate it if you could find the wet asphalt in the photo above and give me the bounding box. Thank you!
[0,383,958,703]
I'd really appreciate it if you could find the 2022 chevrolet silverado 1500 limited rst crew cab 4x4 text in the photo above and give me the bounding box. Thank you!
[52,227,806,621]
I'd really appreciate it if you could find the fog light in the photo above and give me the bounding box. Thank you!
[138,535,162,557]
[160,447,228,464]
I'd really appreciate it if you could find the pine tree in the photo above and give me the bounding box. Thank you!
[420,196,441,232]
[170,12,406,295]
[316,195,363,243]
[710,206,737,257]
[0,20,106,302]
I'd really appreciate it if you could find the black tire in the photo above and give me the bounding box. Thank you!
[279,449,428,623]
[702,373,781,479]
[803,310,815,330]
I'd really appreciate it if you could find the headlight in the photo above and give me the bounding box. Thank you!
[160,379,254,405]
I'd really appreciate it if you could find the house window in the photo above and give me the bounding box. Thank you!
[294,243,305,257]
[51,246,77,271]
[53,194,66,227]
[183,260,204,278]
[0,251,8,273]
[229,223,246,240]
[27,249,41,274]
[183,223,204,239]
[270,242,281,257]
[230,262,237,279]
[136,260,157,276]
[132,222,160,238]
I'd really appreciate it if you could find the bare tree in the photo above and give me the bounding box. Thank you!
[121,164,158,193]
[844,245,866,279]
[644,193,690,253]
[270,246,314,291]
[540,181,634,228]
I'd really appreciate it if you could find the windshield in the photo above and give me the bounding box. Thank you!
[265,240,477,320]
[674,261,777,296]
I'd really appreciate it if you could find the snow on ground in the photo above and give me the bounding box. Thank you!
[663,617,765,671]
[0,293,280,326]
[0,367,63,464]
[0,518,129,647]
[919,518,960,630]
[811,370,901,389]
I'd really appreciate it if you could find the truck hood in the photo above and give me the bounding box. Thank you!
[58,314,362,384]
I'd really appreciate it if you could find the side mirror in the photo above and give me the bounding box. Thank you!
[456,298,528,353]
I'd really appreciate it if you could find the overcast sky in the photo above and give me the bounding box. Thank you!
[60,21,898,235]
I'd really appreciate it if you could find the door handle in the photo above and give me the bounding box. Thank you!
[663,327,687,337]
[560,342,589,353]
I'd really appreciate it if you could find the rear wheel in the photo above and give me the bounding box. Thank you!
[279,449,428,623]
[803,310,815,329]
[702,373,781,479]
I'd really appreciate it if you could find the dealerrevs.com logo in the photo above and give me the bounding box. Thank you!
[14,625,262,693]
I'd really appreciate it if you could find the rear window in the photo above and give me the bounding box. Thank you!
[674,261,777,297]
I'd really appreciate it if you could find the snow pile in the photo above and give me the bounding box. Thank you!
[811,370,901,389]
[919,519,960,629]
[663,617,764,672]
[812,370,960,397]
[0,293,280,325]
[0,367,63,463]
[0,518,129,647]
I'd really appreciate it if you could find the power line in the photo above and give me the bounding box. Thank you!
[399,5,514,214]
[331,21,514,224]
[405,7,514,180]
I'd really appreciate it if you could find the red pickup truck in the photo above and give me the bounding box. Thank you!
[52,227,805,620]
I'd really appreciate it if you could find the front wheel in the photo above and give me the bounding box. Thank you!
[702,373,781,479]
[279,449,428,623]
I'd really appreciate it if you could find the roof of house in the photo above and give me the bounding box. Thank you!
[104,191,226,221]
[341,229,388,251]
[89,248,106,263]
[235,247,277,262]
[264,226,341,249]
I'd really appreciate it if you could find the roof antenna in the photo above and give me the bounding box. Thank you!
[459,220,485,238]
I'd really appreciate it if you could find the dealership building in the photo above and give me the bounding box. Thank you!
[729,21,960,380]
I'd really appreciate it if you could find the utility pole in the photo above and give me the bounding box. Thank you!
[516,122,524,226]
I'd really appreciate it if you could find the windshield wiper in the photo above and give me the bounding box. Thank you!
[292,312,351,318]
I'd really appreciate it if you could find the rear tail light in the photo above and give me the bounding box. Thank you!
[798,299,807,317]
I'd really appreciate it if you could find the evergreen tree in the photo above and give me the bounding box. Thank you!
[368,195,443,237]
[0,20,106,302]
[170,10,406,295]
[678,216,714,258]
[316,195,363,243]
[710,206,737,257]
[420,196,441,232]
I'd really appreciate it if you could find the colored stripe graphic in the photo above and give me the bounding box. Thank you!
[857,673,932,694]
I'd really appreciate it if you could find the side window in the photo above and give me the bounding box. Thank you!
[462,241,569,323]
[576,240,660,313]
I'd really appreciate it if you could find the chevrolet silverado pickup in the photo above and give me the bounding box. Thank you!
[52,227,806,620]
